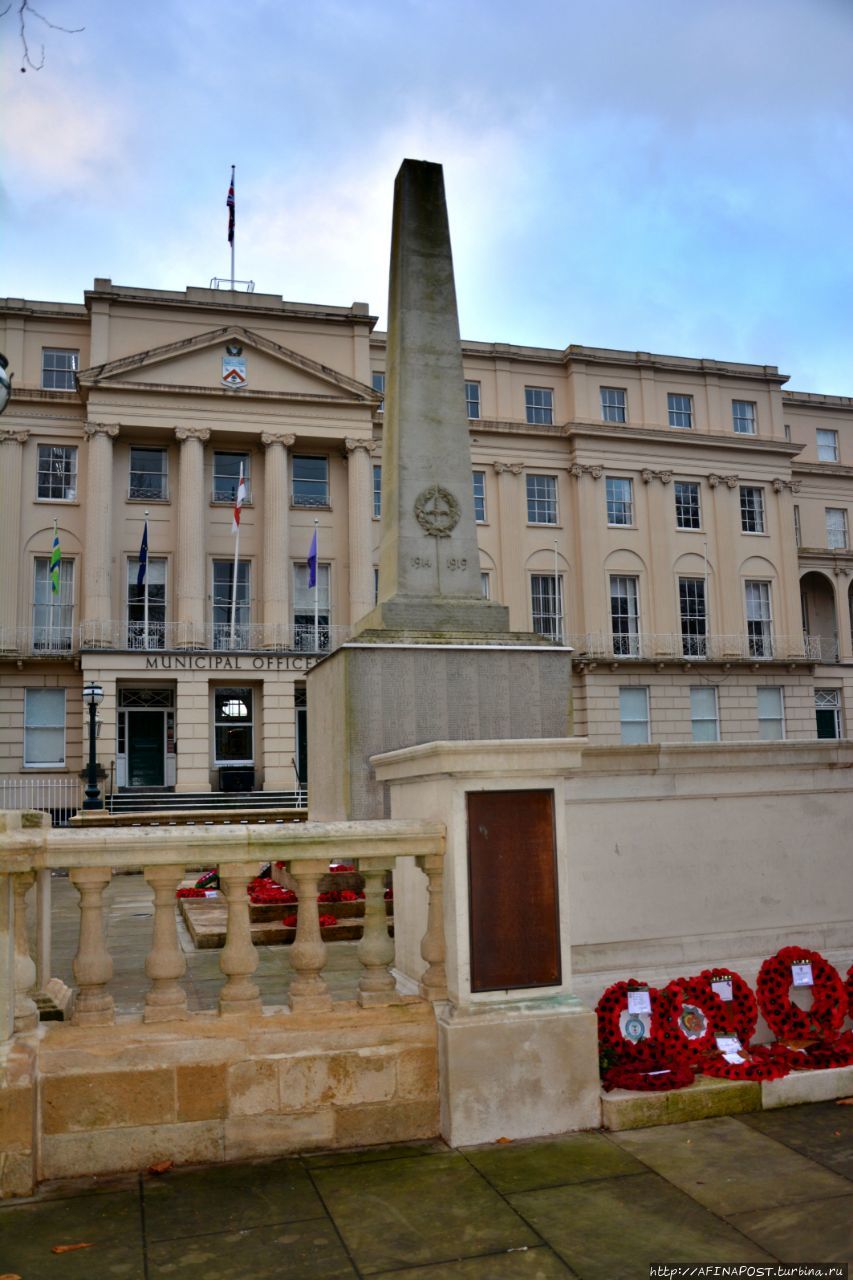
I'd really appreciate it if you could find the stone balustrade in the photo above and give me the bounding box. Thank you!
[0,809,447,1041]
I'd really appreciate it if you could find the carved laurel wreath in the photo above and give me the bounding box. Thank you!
[413,484,461,537]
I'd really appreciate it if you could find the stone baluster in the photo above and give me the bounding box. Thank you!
[143,865,188,1022]
[70,867,115,1025]
[288,861,332,1011]
[261,432,295,643]
[345,438,376,624]
[416,853,447,1001]
[13,872,38,1032]
[175,426,210,644]
[0,430,28,647]
[218,863,261,1015]
[357,862,396,1006]
[82,423,119,632]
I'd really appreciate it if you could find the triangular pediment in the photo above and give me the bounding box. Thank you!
[77,325,379,404]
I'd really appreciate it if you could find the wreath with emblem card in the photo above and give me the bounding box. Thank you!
[756,946,845,1042]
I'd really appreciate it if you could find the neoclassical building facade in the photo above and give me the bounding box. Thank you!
[1,279,851,797]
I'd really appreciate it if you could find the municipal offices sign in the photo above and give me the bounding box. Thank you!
[144,654,318,671]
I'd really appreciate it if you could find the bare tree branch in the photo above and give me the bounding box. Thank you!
[2,0,84,71]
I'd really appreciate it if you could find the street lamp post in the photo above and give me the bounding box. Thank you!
[82,682,104,810]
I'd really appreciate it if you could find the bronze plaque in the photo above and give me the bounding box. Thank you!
[467,789,561,993]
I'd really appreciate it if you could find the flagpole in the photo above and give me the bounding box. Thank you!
[143,509,150,648]
[230,513,240,650]
[230,164,235,290]
[313,518,320,652]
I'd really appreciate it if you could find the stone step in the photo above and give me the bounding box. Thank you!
[602,1065,853,1131]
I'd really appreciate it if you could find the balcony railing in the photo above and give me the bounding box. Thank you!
[79,620,353,654]
[0,626,76,656]
[568,632,826,662]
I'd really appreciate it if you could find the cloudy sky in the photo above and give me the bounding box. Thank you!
[3,0,852,392]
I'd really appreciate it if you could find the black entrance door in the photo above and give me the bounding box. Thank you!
[127,712,165,787]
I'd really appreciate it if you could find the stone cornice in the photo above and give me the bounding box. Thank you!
[565,421,803,456]
[792,461,853,480]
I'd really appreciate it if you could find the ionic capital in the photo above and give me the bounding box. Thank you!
[175,426,211,443]
[0,428,29,445]
[261,431,296,449]
[724,474,740,489]
[83,422,120,440]
[492,460,523,475]
[344,437,376,456]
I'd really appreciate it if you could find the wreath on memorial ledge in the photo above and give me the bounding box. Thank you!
[688,968,759,1045]
[658,977,718,1063]
[756,946,845,1042]
[596,980,695,1090]
[846,963,853,1022]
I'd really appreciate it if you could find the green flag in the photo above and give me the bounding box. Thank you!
[50,521,61,594]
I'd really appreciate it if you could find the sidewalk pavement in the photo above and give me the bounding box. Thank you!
[4,874,849,1278]
[0,1103,850,1278]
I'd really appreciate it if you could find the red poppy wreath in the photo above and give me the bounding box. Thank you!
[756,947,845,1042]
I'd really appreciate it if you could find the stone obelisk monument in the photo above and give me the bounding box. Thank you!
[355,160,509,638]
[308,160,572,819]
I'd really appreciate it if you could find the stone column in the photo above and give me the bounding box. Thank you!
[82,424,119,632]
[261,432,295,641]
[0,430,28,646]
[416,853,447,1001]
[288,861,332,1011]
[175,427,210,643]
[70,866,114,1025]
[143,864,188,1022]
[13,872,38,1032]
[357,862,396,1006]
[218,864,261,1015]
[346,438,376,625]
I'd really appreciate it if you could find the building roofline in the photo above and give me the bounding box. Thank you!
[783,389,853,411]
[371,332,788,382]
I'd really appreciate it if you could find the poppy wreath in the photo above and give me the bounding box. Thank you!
[596,980,665,1062]
[687,968,759,1045]
[699,1041,790,1083]
[756,947,845,1042]
[776,1030,853,1072]
[847,963,853,1022]
[601,1041,696,1093]
[658,978,719,1063]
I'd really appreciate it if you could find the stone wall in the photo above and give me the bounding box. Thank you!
[2,1003,438,1193]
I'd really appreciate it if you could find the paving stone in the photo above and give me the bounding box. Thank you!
[462,1132,646,1193]
[737,1099,853,1177]
[0,1188,144,1278]
[313,1150,539,1274]
[610,1114,851,1218]
[373,1245,576,1277]
[143,1156,325,1241]
[508,1171,774,1279]
[147,1218,357,1279]
[305,1139,448,1168]
[728,1192,853,1265]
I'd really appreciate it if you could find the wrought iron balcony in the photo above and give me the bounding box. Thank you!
[567,632,826,663]
[77,620,352,654]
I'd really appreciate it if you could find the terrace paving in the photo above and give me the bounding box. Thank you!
[3,874,849,1277]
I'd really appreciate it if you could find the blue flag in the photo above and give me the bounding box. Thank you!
[307,527,318,589]
[137,520,148,587]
